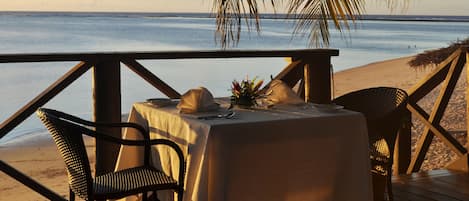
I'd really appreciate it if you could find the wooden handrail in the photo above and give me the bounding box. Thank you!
[0,49,339,63]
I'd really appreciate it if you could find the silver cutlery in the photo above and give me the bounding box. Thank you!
[197,111,236,120]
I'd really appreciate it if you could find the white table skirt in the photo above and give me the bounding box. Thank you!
[115,101,372,201]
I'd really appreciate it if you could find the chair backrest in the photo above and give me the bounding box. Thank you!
[333,87,409,159]
[36,108,93,199]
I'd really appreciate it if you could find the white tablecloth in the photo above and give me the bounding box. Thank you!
[115,101,372,201]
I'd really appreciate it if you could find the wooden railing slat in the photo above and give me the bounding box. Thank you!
[408,60,453,103]
[0,61,93,139]
[406,103,436,173]
[0,160,67,201]
[407,104,467,156]
[122,59,181,99]
[266,59,304,88]
[408,49,462,102]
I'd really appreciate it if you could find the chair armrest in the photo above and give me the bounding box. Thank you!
[80,129,185,183]
[95,122,149,141]
[82,130,185,186]
[81,131,184,165]
[149,139,186,188]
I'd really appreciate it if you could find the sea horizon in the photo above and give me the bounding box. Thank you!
[1,11,469,22]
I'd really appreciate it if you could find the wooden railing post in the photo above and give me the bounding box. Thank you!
[463,48,469,171]
[394,109,412,174]
[461,48,469,171]
[447,47,469,172]
[93,59,122,176]
[302,55,333,104]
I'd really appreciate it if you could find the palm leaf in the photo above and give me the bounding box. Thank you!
[213,0,405,48]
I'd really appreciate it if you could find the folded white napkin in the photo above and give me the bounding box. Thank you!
[177,87,219,113]
[264,80,305,105]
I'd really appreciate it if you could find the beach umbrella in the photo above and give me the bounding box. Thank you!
[213,0,407,48]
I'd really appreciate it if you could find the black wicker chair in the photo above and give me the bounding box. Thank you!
[36,108,185,201]
[332,87,408,201]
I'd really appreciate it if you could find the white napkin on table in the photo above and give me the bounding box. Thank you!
[264,79,305,105]
[177,87,219,113]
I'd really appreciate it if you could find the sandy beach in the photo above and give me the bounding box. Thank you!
[0,135,95,200]
[0,55,466,200]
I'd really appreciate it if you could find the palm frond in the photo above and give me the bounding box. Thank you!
[213,0,406,48]
[213,0,277,48]
[287,0,364,47]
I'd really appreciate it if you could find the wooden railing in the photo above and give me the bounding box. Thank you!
[0,49,339,200]
[406,47,469,173]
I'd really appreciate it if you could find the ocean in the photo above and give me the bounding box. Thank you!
[0,12,468,145]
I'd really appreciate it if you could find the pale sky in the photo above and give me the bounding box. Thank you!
[0,0,468,16]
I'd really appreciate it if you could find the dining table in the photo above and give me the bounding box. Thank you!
[115,98,373,201]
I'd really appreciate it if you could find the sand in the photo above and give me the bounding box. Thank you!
[333,56,432,96]
[0,55,466,200]
[0,136,95,200]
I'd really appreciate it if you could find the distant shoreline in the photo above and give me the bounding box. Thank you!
[0,11,468,22]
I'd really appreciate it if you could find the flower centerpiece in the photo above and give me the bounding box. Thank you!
[230,77,264,107]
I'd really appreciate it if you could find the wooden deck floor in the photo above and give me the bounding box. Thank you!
[392,169,469,201]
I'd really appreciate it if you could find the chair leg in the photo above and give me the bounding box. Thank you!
[372,173,386,201]
[386,174,394,201]
[69,188,75,201]
[178,188,184,201]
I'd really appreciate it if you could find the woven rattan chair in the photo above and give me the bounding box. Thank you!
[36,108,185,201]
[333,87,408,201]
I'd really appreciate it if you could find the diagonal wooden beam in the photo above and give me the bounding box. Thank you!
[408,49,461,103]
[0,61,93,139]
[407,103,467,156]
[122,59,181,99]
[261,59,304,97]
[0,160,66,201]
[266,59,304,88]
[407,52,466,173]
[406,103,434,174]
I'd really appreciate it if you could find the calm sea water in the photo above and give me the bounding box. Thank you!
[1,12,468,145]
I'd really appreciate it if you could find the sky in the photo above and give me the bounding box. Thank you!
[0,0,468,16]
